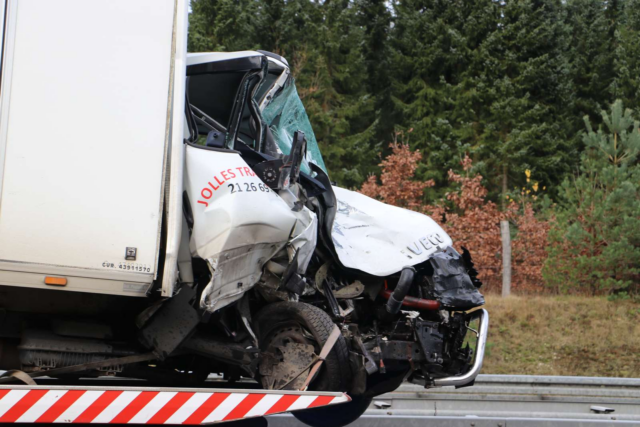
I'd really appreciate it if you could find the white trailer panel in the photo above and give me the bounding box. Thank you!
[0,0,178,293]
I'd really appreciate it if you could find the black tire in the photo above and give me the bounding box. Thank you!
[292,396,372,427]
[253,301,351,392]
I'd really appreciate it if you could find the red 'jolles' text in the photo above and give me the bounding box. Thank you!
[197,167,256,207]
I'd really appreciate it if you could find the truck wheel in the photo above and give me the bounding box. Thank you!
[292,396,372,427]
[253,302,351,392]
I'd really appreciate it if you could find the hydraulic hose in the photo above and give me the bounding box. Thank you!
[380,289,441,311]
[385,266,417,314]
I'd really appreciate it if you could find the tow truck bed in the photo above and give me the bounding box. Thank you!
[0,380,349,424]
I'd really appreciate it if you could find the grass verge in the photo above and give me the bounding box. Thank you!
[481,295,640,377]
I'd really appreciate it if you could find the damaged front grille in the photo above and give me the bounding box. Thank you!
[422,248,485,310]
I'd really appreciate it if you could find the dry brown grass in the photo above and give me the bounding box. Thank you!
[481,295,640,377]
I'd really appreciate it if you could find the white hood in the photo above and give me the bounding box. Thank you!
[331,187,453,277]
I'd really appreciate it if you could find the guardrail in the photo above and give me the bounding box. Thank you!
[367,374,640,420]
[270,374,640,426]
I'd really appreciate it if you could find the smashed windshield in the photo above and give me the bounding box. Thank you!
[261,80,328,175]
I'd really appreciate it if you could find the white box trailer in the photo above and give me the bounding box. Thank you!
[0,0,187,297]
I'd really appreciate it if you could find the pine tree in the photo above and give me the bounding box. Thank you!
[316,0,395,188]
[390,0,500,198]
[566,0,616,124]
[544,100,640,295]
[611,0,640,111]
[189,0,262,52]
[299,0,375,187]
[474,0,576,200]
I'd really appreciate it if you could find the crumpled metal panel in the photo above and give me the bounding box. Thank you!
[184,146,317,312]
[330,186,453,277]
[427,250,485,309]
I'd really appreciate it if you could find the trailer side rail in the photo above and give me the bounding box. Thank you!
[0,385,349,424]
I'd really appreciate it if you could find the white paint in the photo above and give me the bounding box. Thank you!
[0,390,29,417]
[331,186,453,276]
[0,0,175,280]
[331,395,350,404]
[184,147,307,312]
[284,395,317,412]
[91,391,141,423]
[16,390,67,423]
[161,0,190,297]
[202,393,248,423]
[243,394,283,418]
[53,390,104,423]
[164,392,213,424]
[127,392,178,424]
[187,51,262,66]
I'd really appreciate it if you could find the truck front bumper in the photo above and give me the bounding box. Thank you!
[433,308,489,388]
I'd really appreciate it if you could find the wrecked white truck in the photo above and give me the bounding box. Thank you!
[0,3,487,426]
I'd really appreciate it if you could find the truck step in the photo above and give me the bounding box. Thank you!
[0,385,349,424]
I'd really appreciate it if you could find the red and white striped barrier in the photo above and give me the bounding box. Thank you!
[0,386,350,424]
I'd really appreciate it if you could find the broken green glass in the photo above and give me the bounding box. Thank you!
[262,80,328,175]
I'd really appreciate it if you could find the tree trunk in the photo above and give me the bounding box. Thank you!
[501,165,508,210]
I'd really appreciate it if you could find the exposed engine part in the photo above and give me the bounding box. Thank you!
[334,281,365,299]
[372,321,385,374]
[237,295,258,346]
[266,260,286,275]
[380,289,440,311]
[352,334,378,374]
[256,270,290,302]
[414,321,445,365]
[364,341,430,364]
[314,262,365,299]
[280,251,306,296]
[322,280,341,318]
[385,266,416,314]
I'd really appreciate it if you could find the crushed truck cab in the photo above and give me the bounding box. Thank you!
[0,2,489,426]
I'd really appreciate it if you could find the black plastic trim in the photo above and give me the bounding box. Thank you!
[187,56,263,76]
[184,139,240,154]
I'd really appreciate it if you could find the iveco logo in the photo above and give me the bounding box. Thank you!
[407,233,445,255]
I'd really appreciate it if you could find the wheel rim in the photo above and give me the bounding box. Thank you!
[260,322,318,390]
